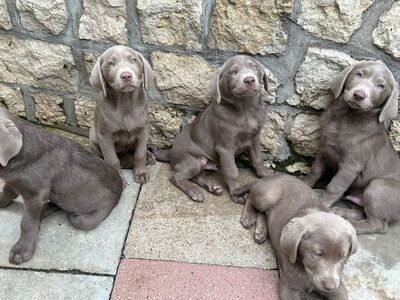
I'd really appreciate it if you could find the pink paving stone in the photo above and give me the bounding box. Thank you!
[112,259,279,300]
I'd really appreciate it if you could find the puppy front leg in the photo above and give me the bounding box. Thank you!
[322,161,361,208]
[216,147,243,203]
[248,135,271,177]
[279,280,301,300]
[133,131,150,184]
[9,188,49,265]
[98,135,126,186]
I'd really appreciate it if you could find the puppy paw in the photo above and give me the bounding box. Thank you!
[146,150,156,166]
[0,192,14,208]
[207,183,223,195]
[134,169,150,184]
[188,189,205,202]
[240,214,256,228]
[9,242,34,265]
[254,227,268,243]
[230,194,246,204]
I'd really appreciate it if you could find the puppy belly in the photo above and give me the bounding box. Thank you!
[345,194,364,207]
[201,157,218,171]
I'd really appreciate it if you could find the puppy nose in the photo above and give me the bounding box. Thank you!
[244,76,256,86]
[353,90,366,101]
[120,71,132,82]
[323,279,337,291]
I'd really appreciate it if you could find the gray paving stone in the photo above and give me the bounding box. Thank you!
[0,269,113,300]
[0,170,138,275]
[124,163,277,269]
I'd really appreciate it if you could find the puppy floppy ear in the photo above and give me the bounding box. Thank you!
[342,219,358,256]
[280,217,308,264]
[379,74,399,123]
[209,67,222,104]
[329,62,360,99]
[0,115,23,167]
[255,61,268,93]
[90,56,107,98]
[138,53,154,91]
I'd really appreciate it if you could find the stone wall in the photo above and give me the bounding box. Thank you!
[0,0,399,172]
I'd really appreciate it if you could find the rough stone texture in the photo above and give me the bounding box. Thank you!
[0,35,78,92]
[32,92,66,126]
[124,163,277,269]
[16,0,68,34]
[79,0,127,43]
[297,0,374,43]
[112,259,279,300]
[84,51,101,75]
[260,110,286,157]
[151,51,215,108]
[389,119,400,154]
[373,1,400,60]
[148,103,182,148]
[0,0,12,30]
[288,113,320,157]
[0,269,113,300]
[285,161,311,174]
[75,95,96,128]
[289,47,356,110]
[0,171,138,275]
[210,0,292,54]
[137,0,202,51]
[0,84,25,117]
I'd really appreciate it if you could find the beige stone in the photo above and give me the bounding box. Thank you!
[84,52,101,75]
[210,0,292,54]
[373,1,400,60]
[148,104,183,148]
[389,119,400,155]
[0,84,25,117]
[290,47,356,110]
[16,0,67,34]
[0,36,78,92]
[137,0,202,51]
[297,0,373,43]
[151,52,215,108]
[32,93,66,126]
[0,0,12,30]
[75,96,96,128]
[260,111,286,157]
[285,162,311,174]
[288,113,320,157]
[79,0,127,43]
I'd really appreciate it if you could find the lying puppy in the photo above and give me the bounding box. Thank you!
[302,61,400,234]
[238,175,357,300]
[89,45,155,184]
[0,109,123,265]
[154,55,270,203]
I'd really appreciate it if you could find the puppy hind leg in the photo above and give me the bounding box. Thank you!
[329,206,365,221]
[192,170,223,195]
[170,160,205,202]
[68,202,117,230]
[254,212,268,243]
[0,183,18,208]
[240,198,257,228]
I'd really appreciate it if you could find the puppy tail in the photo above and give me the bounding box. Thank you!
[232,183,253,197]
[147,144,171,162]
[58,124,90,138]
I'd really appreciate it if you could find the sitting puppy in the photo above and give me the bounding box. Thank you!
[238,175,357,300]
[0,109,123,265]
[302,61,400,234]
[89,45,155,184]
[154,55,271,203]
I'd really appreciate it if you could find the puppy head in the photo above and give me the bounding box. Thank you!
[0,109,23,167]
[209,55,268,104]
[329,60,399,122]
[280,212,357,293]
[90,45,154,97]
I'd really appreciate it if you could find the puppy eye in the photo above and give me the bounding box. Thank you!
[108,61,115,66]
[356,72,363,78]
[131,57,137,63]
[250,64,257,70]
[314,251,324,257]
[378,84,385,89]
[230,69,237,75]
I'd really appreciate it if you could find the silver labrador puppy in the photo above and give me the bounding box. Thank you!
[90,45,155,184]
[237,175,357,300]
[0,109,123,265]
[303,61,400,234]
[153,55,271,203]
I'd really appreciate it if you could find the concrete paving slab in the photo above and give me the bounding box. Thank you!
[0,269,113,300]
[124,163,277,269]
[111,259,279,300]
[0,170,138,275]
